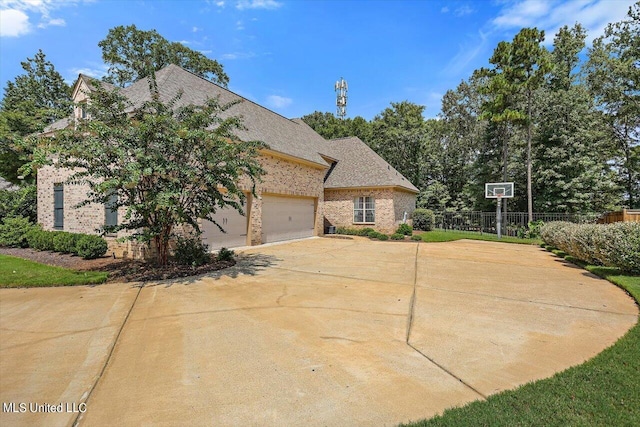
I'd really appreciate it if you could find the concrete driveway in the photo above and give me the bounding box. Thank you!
[1,238,637,426]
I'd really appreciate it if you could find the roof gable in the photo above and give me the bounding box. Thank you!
[321,136,418,193]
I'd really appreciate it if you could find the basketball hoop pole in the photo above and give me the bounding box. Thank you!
[496,195,502,239]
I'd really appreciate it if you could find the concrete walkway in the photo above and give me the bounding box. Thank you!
[1,238,637,426]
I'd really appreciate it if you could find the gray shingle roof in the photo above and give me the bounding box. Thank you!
[42,117,73,133]
[321,136,419,193]
[49,65,418,192]
[119,65,330,166]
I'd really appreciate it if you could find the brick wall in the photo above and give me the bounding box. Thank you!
[324,188,395,234]
[393,189,417,225]
[38,152,326,255]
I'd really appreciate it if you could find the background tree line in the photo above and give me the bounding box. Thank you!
[1,6,638,217]
[303,3,639,215]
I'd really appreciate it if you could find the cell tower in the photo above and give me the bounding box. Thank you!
[335,77,348,119]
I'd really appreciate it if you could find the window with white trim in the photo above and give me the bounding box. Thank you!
[354,196,375,223]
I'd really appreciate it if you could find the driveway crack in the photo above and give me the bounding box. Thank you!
[71,282,145,427]
[405,243,487,400]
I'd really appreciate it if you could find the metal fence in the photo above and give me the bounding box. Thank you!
[434,211,600,236]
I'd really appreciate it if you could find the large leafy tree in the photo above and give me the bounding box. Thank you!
[42,73,265,265]
[586,2,640,208]
[535,24,619,213]
[479,29,550,220]
[0,50,71,183]
[99,25,229,88]
[369,101,429,188]
[301,111,372,143]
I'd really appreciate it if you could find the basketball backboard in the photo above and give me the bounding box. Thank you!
[485,182,514,198]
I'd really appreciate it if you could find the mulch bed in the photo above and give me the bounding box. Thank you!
[0,247,235,283]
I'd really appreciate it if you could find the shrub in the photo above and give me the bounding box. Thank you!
[359,227,375,236]
[76,235,108,260]
[216,247,235,262]
[412,209,435,231]
[53,232,81,254]
[174,235,211,266]
[0,216,34,247]
[336,227,375,236]
[390,233,405,240]
[367,230,379,238]
[26,228,56,251]
[377,233,389,241]
[0,185,37,223]
[411,234,422,241]
[541,221,640,274]
[396,223,413,236]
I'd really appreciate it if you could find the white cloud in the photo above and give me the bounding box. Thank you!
[455,5,474,17]
[0,0,90,37]
[441,6,449,13]
[215,0,225,6]
[192,26,201,32]
[221,51,256,60]
[0,9,30,36]
[266,95,292,109]
[492,0,633,44]
[236,19,244,30]
[236,0,282,11]
[69,65,108,79]
[37,17,65,28]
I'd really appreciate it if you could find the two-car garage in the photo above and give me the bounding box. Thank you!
[201,195,316,250]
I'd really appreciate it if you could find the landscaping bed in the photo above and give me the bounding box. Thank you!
[0,247,235,284]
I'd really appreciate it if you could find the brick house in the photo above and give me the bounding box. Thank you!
[38,65,417,257]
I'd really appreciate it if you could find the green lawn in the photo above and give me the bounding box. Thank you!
[0,254,108,287]
[402,249,640,427]
[418,229,541,245]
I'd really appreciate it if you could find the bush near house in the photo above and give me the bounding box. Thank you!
[0,185,37,223]
[396,223,413,235]
[0,216,35,248]
[20,227,108,260]
[174,235,211,266]
[541,221,640,274]
[412,209,435,231]
[75,235,108,260]
[391,233,405,240]
[336,227,374,236]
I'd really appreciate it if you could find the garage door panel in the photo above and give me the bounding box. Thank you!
[262,196,315,243]
[202,205,248,250]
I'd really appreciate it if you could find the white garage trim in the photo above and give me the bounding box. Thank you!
[201,203,248,251]
[261,195,315,244]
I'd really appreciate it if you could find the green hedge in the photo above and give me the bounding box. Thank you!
[396,223,413,235]
[21,228,108,260]
[412,209,435,231]
[76,235,108,260]
[541,221,640,274]
[0,216,35,248]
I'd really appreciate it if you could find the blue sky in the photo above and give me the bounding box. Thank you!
[0,0,634,120]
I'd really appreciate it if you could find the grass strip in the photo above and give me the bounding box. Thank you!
[0,254,108,287]
[419,229,541,245]
[401,247,640,427]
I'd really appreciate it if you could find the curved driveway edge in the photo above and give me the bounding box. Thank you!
[1,238,637,426]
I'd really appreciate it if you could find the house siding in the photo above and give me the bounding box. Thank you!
[324,188,402,234]
[37,153,325,257]
[393,189,417,225]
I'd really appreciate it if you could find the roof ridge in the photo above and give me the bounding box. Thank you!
[156,64,298,124]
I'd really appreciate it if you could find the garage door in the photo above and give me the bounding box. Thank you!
[201,204,248,251]
[262,196,315,243]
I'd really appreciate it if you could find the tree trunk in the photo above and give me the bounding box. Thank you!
[527,91,533,224]
[502,123,509,216]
